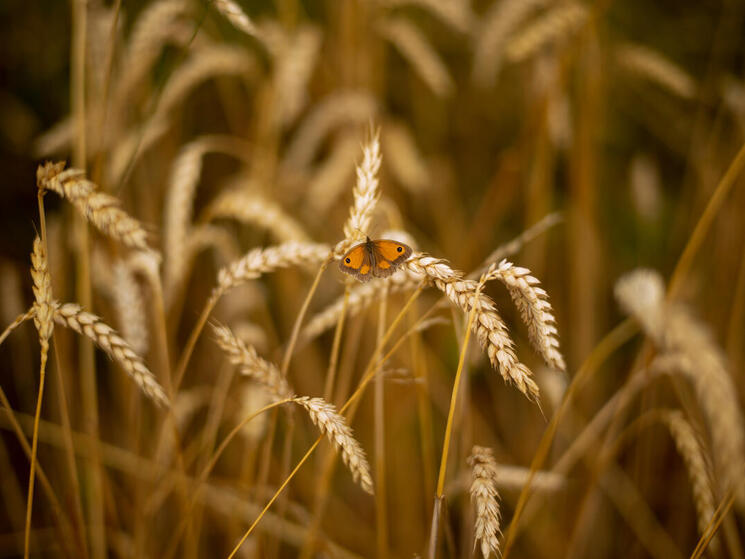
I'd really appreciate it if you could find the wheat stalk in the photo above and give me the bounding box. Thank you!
[37,162,149,250]
[293,396,374,494]
[486,259,565,371]
[404,254,539,401]
[468,446,502,559]
[212,322,294,401]
[53,302,168,406]
[215,242,331,296]
[660,410,716,544]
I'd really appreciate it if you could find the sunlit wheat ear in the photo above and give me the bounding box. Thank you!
[215,242,331,296]
[485,260,565,371]
[211,322,294,401]
[381,122,429,194]
[378,18,454,98]
[53,302,168,407]
[37,162,149,250]
[205,187,311,243]
[211,0,259,38]
[404,254,540,402]
[615,42,697,100]
[616,269,745,509]
[293,396,374,494]
[468,446,502,559]
[305,133,360,215]
[31,237,54,346]
[660,410,717,547]
[505,2,588,62]
[300,272,422,343]
[112,259,148,356]
[337,130,382,253]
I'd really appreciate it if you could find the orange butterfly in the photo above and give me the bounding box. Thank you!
[339,237,412,282]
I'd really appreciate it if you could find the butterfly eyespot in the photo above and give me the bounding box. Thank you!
[396,246,403,253]
[345,258,351,263]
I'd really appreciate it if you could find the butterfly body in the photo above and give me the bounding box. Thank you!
[339,237,412,282]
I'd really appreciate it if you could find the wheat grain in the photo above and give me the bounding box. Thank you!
[212,322,293,401]
[660,410,716,544]
[206,188,310,243]
[616,43,697,100]
[471,0,549,86]
[37,162,149,250]
[468,446,502,559]
[53,302,168,406]
[505,2,588,62]
[215,242,331,296]
[378,18,454,97]
[404,254,539,401]
[338,131,382,252]
[293,396,374,494]
[486,259,565,371]
[112,260,148,356]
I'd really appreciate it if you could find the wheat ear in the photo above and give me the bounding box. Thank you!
[211,0,259,37]
[212,322,294,401]
[486,260,565,371]
[404,254,539,401]
[37,161,149,250]
[53,302,168,406]
[660,411,716,545]
[468,446,502,559]
[293,396,374,494]
[505,2,588,62]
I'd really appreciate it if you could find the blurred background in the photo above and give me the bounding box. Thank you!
[1,0,745,557]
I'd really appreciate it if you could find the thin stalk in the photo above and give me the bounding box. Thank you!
[323,287,350,401]
[173,292,219,392]
[227,287,425,557]
[374,294,389,559]
[428,290,479,559]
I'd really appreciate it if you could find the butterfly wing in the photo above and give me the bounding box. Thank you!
[339,243,374,282]
[371,240,413,278]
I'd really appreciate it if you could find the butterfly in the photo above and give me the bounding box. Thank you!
[339,237,413,282]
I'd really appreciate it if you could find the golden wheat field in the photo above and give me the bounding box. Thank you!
[1,0,745,557]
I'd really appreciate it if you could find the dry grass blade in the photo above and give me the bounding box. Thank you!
[293,396,374,494]
[486,259,565,371]
[37,161,149,250]
[53,302,168,406]
[660,411,717,545]
[215,242,331,295]
[212,322,294,401]
[505,2,588,62]
[468,446,502,559]
[404,254,539,401]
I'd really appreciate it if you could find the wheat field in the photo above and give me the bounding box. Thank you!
[1,0,745,557]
